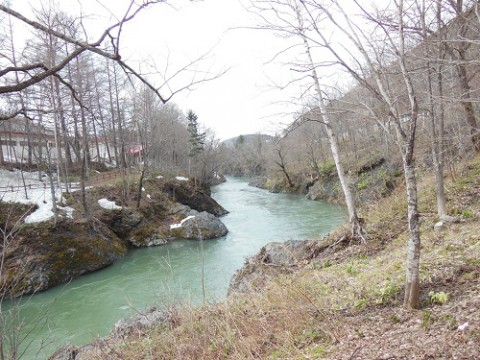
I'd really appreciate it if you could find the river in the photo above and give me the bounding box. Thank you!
[2,176,346,359]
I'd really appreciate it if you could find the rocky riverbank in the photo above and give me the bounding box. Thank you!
[0,176,228,298]
[53,156,480,360]
[249,157,402,205]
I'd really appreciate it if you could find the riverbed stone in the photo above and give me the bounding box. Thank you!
[228,239,319,295]
[161,180,228,216]
[97,208,144,236]
[48,344,79,360]
[113,307,169,337]
[170,211,228,240]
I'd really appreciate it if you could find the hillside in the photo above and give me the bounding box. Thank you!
[56,156,480,359]
[220,134,274,149]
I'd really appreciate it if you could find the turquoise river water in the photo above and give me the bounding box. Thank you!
[3,176,346,359]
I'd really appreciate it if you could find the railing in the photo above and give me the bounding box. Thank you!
[0,170,122,194]
[0,182,51,193]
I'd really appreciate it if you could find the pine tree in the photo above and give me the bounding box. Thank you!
[186,110,205,157]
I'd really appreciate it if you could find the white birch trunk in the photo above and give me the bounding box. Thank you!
[294,3,361,237]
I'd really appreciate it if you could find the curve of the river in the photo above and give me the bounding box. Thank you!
[3,176,346,359]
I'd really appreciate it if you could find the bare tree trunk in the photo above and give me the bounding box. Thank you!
[421,0,446,217]
[40,110,59,227]
[136,167,147,209]
[427,74,447,217]
[113,65,127,169]
[54,61,73,169]
[294,3,363,240]
[46,32,63,210]
[74,57,90,214]
[434,1,447,217]
[106,60,120,167]
[0,139,4,165]
[66,61,82,162]
[274,146,294,187]
[403,161,421,308]
[93,69,112,162]
[456,61,480,152]
[435,61,447,217]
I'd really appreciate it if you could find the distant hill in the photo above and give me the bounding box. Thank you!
[220,134,274,148]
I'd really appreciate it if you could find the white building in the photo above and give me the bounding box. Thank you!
[0,118,58,164]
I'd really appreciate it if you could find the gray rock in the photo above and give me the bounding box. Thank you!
[440,214,460,223]
[129,234,169,247]
[113,307,168,337]
[434,221,447,232]
[98,209,144,236]
[228,239,317,295]
[259,240,313,265]
[48,344,79,360]
[171,211,228,240]
[161,181,228,216]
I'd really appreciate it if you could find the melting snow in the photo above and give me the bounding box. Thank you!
[98,198,122,210]
[0,169,66,224]
[58,205,75,219]
[170,215,195,229]
[175,176,188,181]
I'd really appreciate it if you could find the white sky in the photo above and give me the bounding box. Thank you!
[6,0,311,140]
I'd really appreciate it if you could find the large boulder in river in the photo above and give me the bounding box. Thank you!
[170,211,228,240]
[1,220,127,298]
[161,179,228,216]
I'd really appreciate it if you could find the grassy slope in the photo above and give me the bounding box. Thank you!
[78,157,480,359]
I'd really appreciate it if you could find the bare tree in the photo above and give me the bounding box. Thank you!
[272,139,294,188]
[299,0,424,308]
[415,0,447,216]
[250,0,365,240]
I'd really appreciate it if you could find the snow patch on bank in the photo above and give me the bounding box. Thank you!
[0,169,68,223]
[170,215,195,229]
[98,198,122,210]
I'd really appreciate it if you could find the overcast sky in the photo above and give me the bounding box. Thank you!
[8,0,312,140]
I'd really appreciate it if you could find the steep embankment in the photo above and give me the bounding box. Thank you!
[0,176,228,298]
[251,157,402,206]
[62,157,480,359]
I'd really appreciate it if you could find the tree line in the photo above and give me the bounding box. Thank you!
[0,1,224,222]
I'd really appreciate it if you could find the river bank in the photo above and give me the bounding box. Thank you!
[0,175,228,298]
[63,157,480,359]
[247,156,402,206]
[2,176,347,359]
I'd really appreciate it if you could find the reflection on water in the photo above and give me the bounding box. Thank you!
[3,176,346,359]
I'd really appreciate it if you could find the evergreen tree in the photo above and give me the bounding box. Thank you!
[186,110,205,157]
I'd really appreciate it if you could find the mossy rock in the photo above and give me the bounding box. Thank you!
[1,219,128,297]
[127,223,171,247]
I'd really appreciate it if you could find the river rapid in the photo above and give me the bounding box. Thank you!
[3,176,346,359]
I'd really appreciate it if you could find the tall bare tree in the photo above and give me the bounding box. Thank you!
[300,0,424,307]
[250,0,365,240]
